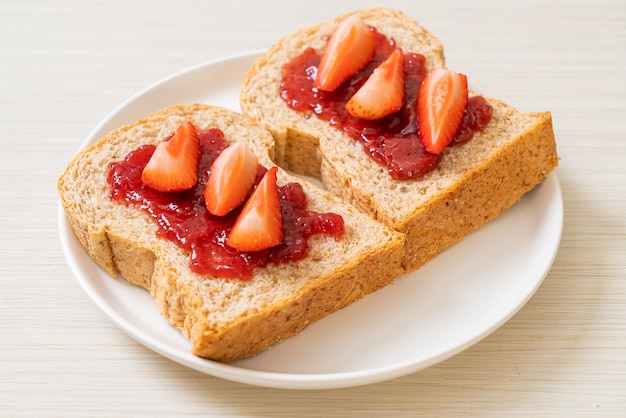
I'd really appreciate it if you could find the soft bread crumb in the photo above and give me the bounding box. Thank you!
[58,104,405,362]
[240,8,558,271]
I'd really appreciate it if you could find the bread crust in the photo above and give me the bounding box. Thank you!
[240,8,558,271]
[58,104,405,362]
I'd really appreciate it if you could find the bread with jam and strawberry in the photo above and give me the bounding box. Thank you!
[58,104,404,362]
[240,8,559,271]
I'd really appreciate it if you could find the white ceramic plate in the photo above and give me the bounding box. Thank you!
[58,51,563,390]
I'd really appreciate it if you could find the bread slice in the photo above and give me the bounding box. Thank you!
[240,8,558,271]
[58,104,405,362]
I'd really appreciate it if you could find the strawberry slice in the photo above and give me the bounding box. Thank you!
[417,67,469,155]
[204,141,259,216]
[345,48,405,120]
[227,166,284,252]
[314,15,376,92]
[141,121,201,192]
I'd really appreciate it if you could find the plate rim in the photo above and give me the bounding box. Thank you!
[58,50,564,390]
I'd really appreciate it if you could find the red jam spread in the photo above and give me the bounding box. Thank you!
[107,128,344,280]
[280,29,493,180]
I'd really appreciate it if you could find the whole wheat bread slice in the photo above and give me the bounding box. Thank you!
[240,8,559,271]
[58,104,404,362]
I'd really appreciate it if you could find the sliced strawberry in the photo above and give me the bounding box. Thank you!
[141,121,201,192]
[314,15,376,92]
[345,48,405,120]
[417,67,469,155]
[204,141,259,216]
[227,166,284,252]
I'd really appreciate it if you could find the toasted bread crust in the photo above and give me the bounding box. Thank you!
[392,111,557,269]
[240,8,558,271]
[240,8,446,179]
[58,104,405,362]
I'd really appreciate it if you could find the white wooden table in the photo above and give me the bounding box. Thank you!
[1,0,625,416]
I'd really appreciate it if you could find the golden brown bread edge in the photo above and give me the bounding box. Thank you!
[58,104,405,362]
[239,8,559,272]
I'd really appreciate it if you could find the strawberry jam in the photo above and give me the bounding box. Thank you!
[280,29,493,180]
[107,128,344,280]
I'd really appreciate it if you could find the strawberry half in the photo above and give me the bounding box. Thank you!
[141,121,201,192]
[345,47,405,120]
[314,15,376,92]
[417,67,469,155]
[204,141,259,216]
[227,166,284,252]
